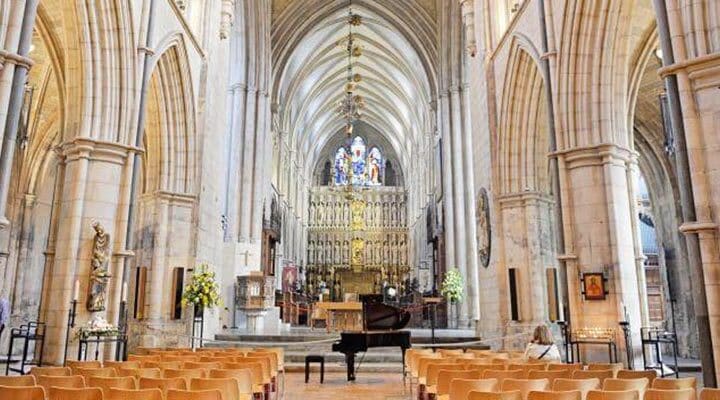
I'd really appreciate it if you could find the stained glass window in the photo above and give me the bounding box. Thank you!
[333,136,384,187]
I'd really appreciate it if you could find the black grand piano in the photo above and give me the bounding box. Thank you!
[331,295,411,381]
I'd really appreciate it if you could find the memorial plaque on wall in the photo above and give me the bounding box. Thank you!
[476,188,491,267]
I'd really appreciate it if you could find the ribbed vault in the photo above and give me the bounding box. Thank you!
[271,0,437,178]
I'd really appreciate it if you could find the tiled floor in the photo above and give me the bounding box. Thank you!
[283,371,410,400]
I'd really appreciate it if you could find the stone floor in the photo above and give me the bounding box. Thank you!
[283,371,410,400]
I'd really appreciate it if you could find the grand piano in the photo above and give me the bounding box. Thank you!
[331,296,412,381]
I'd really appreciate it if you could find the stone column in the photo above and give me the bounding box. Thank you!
[439,94,456,271]
[557,144,643,364]
[449,88,469,326]
[43,138,134,365]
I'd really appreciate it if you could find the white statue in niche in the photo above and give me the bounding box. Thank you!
[87,222,111,312]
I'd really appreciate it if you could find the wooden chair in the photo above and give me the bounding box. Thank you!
[425,363,465,393]
[644,389,696,400]
[616,370,656,385]
[547,364,583,372]
[528,370,573,385]
[587,364,624,376]
[572,370,614,384]
[483,369,526,387]
[75,367,118,378]
[36,375,85,392]
[447,378,499,400]
[412,354,443,380]
[103,361,141,371]
[466,362,508,373]
[468,390,523,400]
[161,356,199,363]
[139,377,188,395]
[528,390,582,400]
[434,370,481,400]
[143,361,183,370]
[553,378,601,400]
[0,375,36,386]
[190,378,240,400]
[87,376,137,397]
[587,390,639,400]
[166,389,222,400]
[602,378,649,398]
[183,362,222,371]
[234,357,271,386]
[128,355,161,363]
[501,379,551,400]
[508,364,549,378]
[651,378,696,390]
[0,385,45,400]
[47,387,103,400]
[208,369,253,400]
[221,362,264,394]
[29,366,72,377]
[163,368,206,384]
[701,388,720,400]
[66,361,102,370]
[106,388,163,400]
[117,367,162,379]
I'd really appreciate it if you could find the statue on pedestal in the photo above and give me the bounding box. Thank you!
[87,222,111,312]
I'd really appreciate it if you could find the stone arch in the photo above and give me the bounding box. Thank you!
[142,35,198,194]
[497,37,548,195]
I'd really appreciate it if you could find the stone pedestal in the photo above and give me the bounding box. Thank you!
[235,273,275,333]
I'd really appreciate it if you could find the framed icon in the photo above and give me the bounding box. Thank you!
[582,272,607,300]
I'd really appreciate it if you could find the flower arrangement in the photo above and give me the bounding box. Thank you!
[76,315,119,339]
[181,264,222,309]
[441,268,464,303]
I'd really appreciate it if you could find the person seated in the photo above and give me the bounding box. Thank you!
[523,325,561,361]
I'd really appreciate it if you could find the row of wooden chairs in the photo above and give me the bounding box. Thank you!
[465,389,717,400]
[0,373,254,400]
[0,385,238,400]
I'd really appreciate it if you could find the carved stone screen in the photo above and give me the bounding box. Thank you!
[306,186,408,299]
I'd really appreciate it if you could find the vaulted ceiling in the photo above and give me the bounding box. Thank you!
[271,0,439,179]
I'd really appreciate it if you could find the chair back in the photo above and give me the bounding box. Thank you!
[572,370,614,384]
[118,367,162,379]
[701,388,720,400]
[104,361,142,371]
[615,370,657,384]
[87,376,137,397]
[128,355,162,363]
[183,362,222,371]
[426,363,464,386]
[36,375,85,392]
[76,367,118,378]
[106,388,163,400]
[547,364,583,372]
[602,378,649,398]
[501,378,551,400]
[466,362,508,373]
[221,362,263,386]
[645,389,696,400]
[67,361,102,369]
[139,377,188,394]
[528,390,582,400]
[482,369,526,386]
[449,378,499,400]
[190,378,240,400]
[208,369,253,394]
[163,368,206,383]
[48,387,103,400]
[553,378,601,400]
[234,356,271,382]
[587,363,623,375]
[651,378,696,390]
[29,366,72,377]
[0,375,36,386]
[143,361,183,370]
[436,370,481,395]
[587,390,639,400]
[0,385,45,400]
[468,390,523,400]
[252,348,284,371]
[528,370,573,385]
[166,389,223,400]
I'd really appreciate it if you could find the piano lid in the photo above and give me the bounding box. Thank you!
[362,300,411,331]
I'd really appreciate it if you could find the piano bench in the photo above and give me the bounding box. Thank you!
[304,354,325,384]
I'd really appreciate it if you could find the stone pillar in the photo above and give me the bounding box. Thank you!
[439,94,456,270]
[557,144,643,364]
[449,88,469,326]
[43,138,134,365]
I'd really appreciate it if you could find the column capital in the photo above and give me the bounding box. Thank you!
[57,138,143,165]
[551,143,637,169]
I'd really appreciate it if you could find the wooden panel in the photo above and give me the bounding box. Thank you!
[134,267,147,320]
[546,268,559,321]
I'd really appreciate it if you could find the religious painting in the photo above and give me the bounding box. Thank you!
[582,273,606,300]
[334,147,349,185]
[367,147,383,186]
[282,264,297,293]
[476,188,491,268]
[350,136,367,186]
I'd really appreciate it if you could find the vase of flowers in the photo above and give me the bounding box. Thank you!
[441,268,464,328]
[76,315,119,339]
[182,264,222,317]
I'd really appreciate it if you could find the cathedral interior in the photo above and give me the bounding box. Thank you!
[1,0,720,396]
